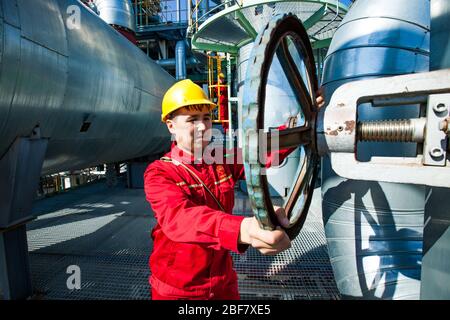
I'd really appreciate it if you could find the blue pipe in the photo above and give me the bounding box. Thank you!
[175,40,187,80]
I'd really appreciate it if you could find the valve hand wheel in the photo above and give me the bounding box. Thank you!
[242,14,319,240]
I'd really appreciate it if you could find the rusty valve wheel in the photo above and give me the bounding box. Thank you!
[242,13,320,240]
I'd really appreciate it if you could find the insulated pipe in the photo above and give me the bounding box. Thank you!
[93,0,137,43]
[93,0,136,32]
[0,0,175,175]
[421,0,450,299]
[157,56,198,69]
[175,40,187,80]
[321,0,429,300]
[430,0,450,70]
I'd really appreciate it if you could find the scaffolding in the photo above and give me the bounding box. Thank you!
[207,53,230,125]
[133,0,190,27]
[189,0,231,33]
[132,0,161,26]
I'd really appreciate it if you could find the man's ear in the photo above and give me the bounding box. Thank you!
[166,119,175,134]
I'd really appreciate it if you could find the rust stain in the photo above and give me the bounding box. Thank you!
[327,129,339,136]
[344,120,356,133]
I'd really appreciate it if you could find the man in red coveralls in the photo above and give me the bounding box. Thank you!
[216,73,229,133]
[144,79,324,300]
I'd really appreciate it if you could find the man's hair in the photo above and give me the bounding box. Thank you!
[166,104,213,120]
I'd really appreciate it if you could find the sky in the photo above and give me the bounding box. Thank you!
[340,0,355,6]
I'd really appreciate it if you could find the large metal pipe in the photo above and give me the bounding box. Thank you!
[321,0,429,299]
[157,56,198,69]
[0,0,175,175]
[175,40,187,80]
[430,0,450,70]
[93,0,136,32]
[421,0,450,299]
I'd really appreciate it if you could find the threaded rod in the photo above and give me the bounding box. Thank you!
[357,119,424,142]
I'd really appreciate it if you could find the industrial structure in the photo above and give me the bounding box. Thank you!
[1,0,449,300]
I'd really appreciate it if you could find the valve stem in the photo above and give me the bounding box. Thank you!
[357,118,426,143]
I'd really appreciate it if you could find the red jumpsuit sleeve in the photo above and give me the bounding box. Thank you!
[144,164,246,253]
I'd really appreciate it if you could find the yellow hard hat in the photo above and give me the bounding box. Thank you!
[218,73,225,79]
[161,79,216,122]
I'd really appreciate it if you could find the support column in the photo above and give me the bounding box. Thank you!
[105,163,119,187]
[0,135,48,299]
[0,226,31,300]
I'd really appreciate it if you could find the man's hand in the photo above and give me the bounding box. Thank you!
[316,87,325,108]
[274,205,290,228]
[239,212,291,255]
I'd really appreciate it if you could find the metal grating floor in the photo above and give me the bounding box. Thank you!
[26,178,340,300]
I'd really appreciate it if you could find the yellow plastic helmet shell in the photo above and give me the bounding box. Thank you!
[161,79,216,122]
[218,72,225,79]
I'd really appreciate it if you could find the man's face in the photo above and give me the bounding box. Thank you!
[166,107,212,155]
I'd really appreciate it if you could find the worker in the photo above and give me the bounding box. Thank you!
[215,72,229,133]
[144,79,324,300]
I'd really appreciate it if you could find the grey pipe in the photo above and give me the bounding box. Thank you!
[157,56,198,69]
[175,40,187,80]
[93,0,136,32]
[321,0,429,299]
[420,0,450,299]
[0,0,174,175]
[430,0,450,70]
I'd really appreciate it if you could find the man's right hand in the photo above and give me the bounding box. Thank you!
[238,217,291,255]
[316,87,325,108]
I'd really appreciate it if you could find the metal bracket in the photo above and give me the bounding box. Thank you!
[318,68,450,187]
[423,94,450,166]
[0,136,48,299]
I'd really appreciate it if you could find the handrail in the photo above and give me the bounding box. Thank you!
[189,0,240,33]
[189,0,349,37]
[311,0,340,37]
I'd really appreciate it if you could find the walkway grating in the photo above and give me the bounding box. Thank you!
[27,178,340,300]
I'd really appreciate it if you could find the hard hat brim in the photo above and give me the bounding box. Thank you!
[161,99,217,122]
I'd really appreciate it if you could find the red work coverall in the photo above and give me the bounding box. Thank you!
[144,140,292,299]
[215,84,229,132]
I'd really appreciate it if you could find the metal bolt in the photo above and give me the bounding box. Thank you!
[429,148,444,158]
[433,103,448,114]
